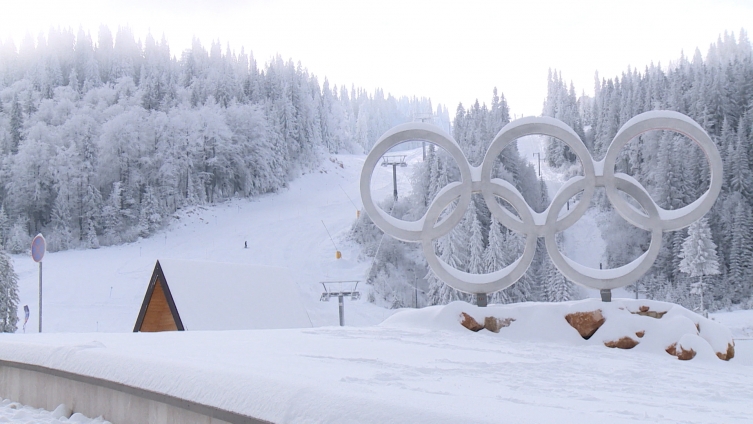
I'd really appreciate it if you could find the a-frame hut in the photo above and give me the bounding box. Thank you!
[134,259,311,332]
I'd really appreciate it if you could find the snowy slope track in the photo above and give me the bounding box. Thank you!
[10,152,409,332]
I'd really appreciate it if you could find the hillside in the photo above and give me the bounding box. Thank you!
[9,151,409,332]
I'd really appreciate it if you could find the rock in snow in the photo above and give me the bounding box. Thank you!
[386,298,735,361]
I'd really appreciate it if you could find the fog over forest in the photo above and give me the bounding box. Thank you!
[1,27,751,312]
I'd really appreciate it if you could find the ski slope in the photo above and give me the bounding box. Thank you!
[516,135,619,297]
[9,152,415,332]
[2,141,752,424]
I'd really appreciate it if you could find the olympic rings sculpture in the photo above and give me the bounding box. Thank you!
[360,111,723,295]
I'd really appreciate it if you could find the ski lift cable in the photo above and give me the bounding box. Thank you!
[321,220,339,251]
[338,184,360,211]
[366,201,396,281]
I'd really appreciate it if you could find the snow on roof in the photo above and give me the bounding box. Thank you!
[153,258,312,331]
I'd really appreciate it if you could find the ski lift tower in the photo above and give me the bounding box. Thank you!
[414,112,435,161]
[381,155,407,201]
[319,281,361,326]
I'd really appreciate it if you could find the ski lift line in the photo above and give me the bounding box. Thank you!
[321,220,339,251]
[338,184,360,210]
[366,202,396,281]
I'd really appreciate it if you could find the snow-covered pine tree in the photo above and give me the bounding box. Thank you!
[485,216,511,304]
[0,206,9,246]
[49,195,74,251]
[101,182,124,245]
[543,255,577,302]
[6,219,29,254]
[9,93,23,154]
[138,185,162,238]
[467,200,485,275]
[678,217,720,312]
[0,243,19,333]
[543,233,577,302]
[426,206,471,305]
[81,184,101,248]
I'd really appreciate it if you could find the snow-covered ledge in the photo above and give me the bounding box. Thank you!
[384,299,735,362]
[0,359,270,424]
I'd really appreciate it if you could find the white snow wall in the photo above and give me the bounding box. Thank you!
[0,359,270,424]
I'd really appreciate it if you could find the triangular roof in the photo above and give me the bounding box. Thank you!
[134,259,312,331]
[133,260,185,332]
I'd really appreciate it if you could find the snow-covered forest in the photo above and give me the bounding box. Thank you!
[542,30,753,310]
[1,26,750,312]
[0,26,448,252]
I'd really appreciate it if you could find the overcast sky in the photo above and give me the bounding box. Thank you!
[2,0,752,117]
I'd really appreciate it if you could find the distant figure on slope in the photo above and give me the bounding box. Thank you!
[244,241,248,249]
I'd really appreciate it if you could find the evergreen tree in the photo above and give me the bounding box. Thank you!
[0,207,9,246]
[466,200,485,274]
[9,93,22,154]
[543,254,577,302]
[679,218,720,312]
[0,244,19,333]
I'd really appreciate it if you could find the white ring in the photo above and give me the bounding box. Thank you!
[360,111,722,295]
[360,122,472,242]
[420,183,538,294]
[602,111,722,231]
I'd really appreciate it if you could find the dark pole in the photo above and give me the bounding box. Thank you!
[392,164,398,201]
[38,262,42,333]
[533,152,542,177]
[598,263,611,302]
[414,276,418,308]
[338,293,344,326]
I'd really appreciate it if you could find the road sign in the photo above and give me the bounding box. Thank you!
[31,234,46,262]
[31,234,46,332]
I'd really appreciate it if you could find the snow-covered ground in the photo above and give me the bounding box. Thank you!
[1,141,752,423]
[0,299,750,423]
[0,399,109,424]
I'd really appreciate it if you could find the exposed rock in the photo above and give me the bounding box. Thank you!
[666,343,676,356]
[666,343,697,360]
[605,337,639,349]
[716,342,735,361]
[635,331,645,338]
[484,317,515,333]
[565,310,605,340]
[633,306,667,319]
[460,312,484,332]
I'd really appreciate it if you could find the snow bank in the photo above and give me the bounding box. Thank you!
[0,399,110,424]
[0,313,750,423]
[382,299,735,361]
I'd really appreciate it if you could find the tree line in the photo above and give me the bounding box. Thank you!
[543,29,753,310]
[0,26,447,252]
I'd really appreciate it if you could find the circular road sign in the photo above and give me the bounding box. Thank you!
[31,234,46,263]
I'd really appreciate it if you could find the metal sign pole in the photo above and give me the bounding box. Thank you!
[38,261,42,333]
[31,234,46,333]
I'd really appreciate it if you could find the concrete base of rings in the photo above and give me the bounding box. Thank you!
[0,360,269,424]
